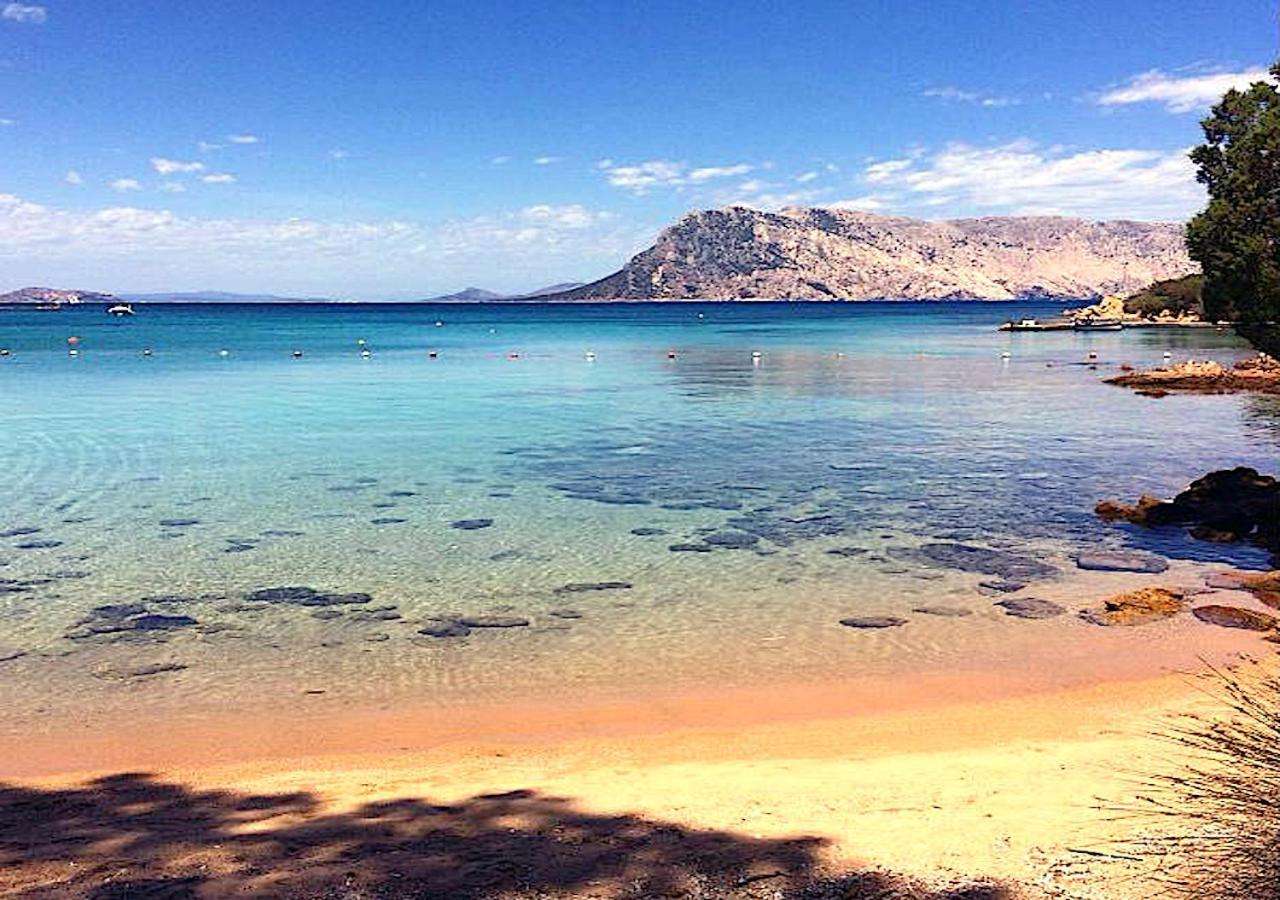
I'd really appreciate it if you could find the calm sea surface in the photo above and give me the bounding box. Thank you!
[1,302,1277,728]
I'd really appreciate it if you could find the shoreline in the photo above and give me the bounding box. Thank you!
[4,660,1266,897]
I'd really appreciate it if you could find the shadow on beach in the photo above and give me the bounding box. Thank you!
[0,772,1013,899]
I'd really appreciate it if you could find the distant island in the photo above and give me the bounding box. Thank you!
[533,207,1194,302]
[4,209,1198,306]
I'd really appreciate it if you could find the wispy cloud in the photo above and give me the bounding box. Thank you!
[200,173,236,184]
[599,159,754,194]
[109,178,142,192]
[1098,66,1273,113]
[824,195,889,211]
[533,155,561,165]
[328,148,350,161]
[227,133,260,144]
[1,3,46,23]
[794,171,819,183]
[198,141,224,153]
[158,182,187,193]
[0,194,645,293]
[490,155,511,165]
[855,139,1202,219]
[0,117,13,126]
[151,157,206,175]
[922,86,1017,108]
[63,170,82,185]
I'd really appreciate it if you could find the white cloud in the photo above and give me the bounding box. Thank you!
[2,3,46,23]
[687,163,752,182]
[490,155,510,165]
[198,141,224,153]
[227,133,260,144]
[600,159,755,194]
[923,86,1016,108]
[533,155,561,165]
[328,148,350,160]
[794,170,819,183]
[110,178,142,192]
[151,157,206,175]
[1098,67,1273,113]
[825,195,888,211]
[857,139,1202,219]
[0,193,645,294]
[158,181,187,193]
[201,173,236,184]
[64,170,82,185]
[0,117,13,126]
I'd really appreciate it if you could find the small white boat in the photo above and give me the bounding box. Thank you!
[106,304,135,316]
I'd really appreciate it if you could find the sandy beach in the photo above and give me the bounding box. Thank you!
[3,651,1272,899]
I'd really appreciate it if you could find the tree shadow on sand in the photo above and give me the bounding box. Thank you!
[0,773,1013,899]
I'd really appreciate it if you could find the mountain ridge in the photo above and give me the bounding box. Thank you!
[533,206,1195,301]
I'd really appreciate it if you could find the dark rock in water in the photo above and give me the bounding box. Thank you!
[419,621,471,638]
[128,662,187,677]
[349,607,401,622]
[388,490,417,498]
[554,581,632,594]
[0,646,27,662]
[978,580,1026,594]
[549,608,583,619]
[0,527,41,538]
[702,531,760,549]
[826,546,868,557]
[223,543,255,553]
[15,540,62,550]
[158,518,200,528]
[566,492,651,506]
[261,529,305,538]
[895,543,1058,581]
[311,609,343,620]
[840,616,908,629]
[1096,467,1279,556]
[353,477,379,484]
[451,518,493,530]
[1075,551,1169,574]
[1080,587,1184,626]
[1192,604,1278,631]
[912,605,973,617]
[457,615,530,628]
[488,549,524,562]
[669,543,714,553]
[371,502,398,509]
[130,613,198,631]
[995,598,1065,619]
[630,527,668,536]
[245,586,373,607]
[370,517,407,525]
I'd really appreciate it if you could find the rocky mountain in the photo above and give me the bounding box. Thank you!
[418,282,586,302]
[120,291,333,303]
[0,286,118,305]
[537,207,1194,301]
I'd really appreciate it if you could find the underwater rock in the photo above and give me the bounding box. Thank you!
[912,605,973,617]
[1075,551,1169,574]
[826,546,868,557]
[370,517,407,525]
[668,542,713,553]
[553,581,632,594]
[977,579,1027,594]
[630,527,668,536]
[451,518,493,530]
[839,615,908,629]
[549,608,583,619]
[418,621,471,638]
[994,597,1065,619]
[894,543,1058,581]
[0,527,42,538]
[457,615,530,628]
[15,540,62,550]
[244,586,373,606]
[702,531,760,549]
[158,518,200,528]
[1192,604,1278,632]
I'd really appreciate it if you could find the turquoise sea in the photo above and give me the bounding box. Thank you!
[1,302,1277,736]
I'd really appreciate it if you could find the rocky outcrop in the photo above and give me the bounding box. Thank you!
[1105,354,1280,395]
[540,207,1193,301]
[1096,468,1280,557]
[1081,587,1185,626]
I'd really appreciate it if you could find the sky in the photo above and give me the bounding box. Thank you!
[0,0,1276,297]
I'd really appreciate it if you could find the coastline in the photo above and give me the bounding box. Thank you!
[4,660,1266,897]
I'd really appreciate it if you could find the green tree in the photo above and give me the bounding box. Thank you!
[1186,62,1280,355]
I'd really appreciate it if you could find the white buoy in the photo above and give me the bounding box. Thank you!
[1163,351,1173,359]
[219,349,230,357]
[142,348,153,357]
[1000,351,1011,359]
[360,348,371,358]
[68,348,79,357]
[292,350,303,359]
[356,338,367,347]
[751,351,762,359]
[1087,351,1097,360]
[585,350,596,361]
[435,320,444,328]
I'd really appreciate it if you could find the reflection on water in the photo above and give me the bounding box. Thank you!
[0,301,1274,730]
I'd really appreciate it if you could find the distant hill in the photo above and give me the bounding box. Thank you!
[416,282,585,302]
[536,207,1194,301]
[0,286,118,305]
[120,291,334,303]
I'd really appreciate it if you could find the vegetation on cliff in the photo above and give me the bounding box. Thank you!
[1123,274,1205,318]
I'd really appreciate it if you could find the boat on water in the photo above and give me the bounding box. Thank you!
[106,304,135,316]
[998,317,1074,332]
[1072,318,1123,331]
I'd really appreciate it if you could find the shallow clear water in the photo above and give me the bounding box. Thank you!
[0,302,1276,723]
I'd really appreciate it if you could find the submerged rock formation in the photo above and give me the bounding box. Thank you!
[540,207,1192,301]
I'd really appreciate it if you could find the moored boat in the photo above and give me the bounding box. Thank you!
[106,304,135,316]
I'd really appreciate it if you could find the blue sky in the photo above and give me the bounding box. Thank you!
[0,0,1275,297]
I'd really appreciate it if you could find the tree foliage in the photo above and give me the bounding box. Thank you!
[1186,62,1280,354]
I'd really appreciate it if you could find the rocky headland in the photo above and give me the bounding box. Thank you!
[0,286,118,306]
[1105,354,1280,395]
[539,206,1193,301]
